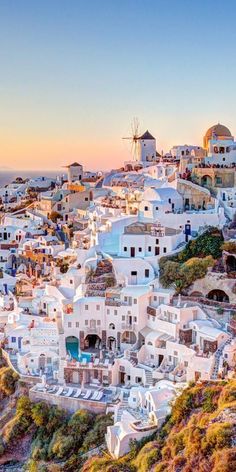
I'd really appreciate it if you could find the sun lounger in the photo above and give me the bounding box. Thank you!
[81,358,87,366]
[83,389,92,399]
[91,391,99,400]
[73,388,81,398]
[55,386,64,396]
[96,391,103,401]
[47,386,57,394]
[65,387,74,397]
[94,358,99,366]
[104,358,109,367]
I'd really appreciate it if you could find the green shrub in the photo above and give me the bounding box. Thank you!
[0,367,19,395]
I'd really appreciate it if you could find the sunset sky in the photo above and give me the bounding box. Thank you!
[0,0,236,171]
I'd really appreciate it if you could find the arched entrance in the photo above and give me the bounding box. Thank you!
[226,255,236,273]
[207,289,229,303]
[66,336,79,360]
[121,331,137,345]
[84,334,101,350]
[39,354,46,369]
[201,175,213,187]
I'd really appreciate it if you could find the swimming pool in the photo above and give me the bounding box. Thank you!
[66,340,91,362]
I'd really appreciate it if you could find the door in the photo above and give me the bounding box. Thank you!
[18,337,22,350]
[155,246,159,256]
[131,271,137,284]
[130,247,135,258]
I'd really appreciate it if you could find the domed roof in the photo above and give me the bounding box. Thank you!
[204,123,232,139]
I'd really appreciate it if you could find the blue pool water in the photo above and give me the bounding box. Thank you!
[66,341,91,362]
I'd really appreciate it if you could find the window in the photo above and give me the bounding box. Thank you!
[145,269,149,278]
[131,271,137,276]
[114,309,118,316]
[156,239,159,244]
[96,305,100,311]
[124,296,128,301]
[122,315,125,320]
[68,322,72,328]
[85,197,88,201]
[163,247,167,253]
[85,320,88,326]
[148,246,151,252]
[85,305,88,310]
[134,316,137,322]
[11,337,16,343]
[107,309,110,315]
[168,198,171,204]
[70,279,73,284]
[144,206,148,211]
[97,320,101,325]
[124,247,127,252]
[138,247,142,252]
[76,322,79,328]
[156,207,159,210]
[133,298,137,304]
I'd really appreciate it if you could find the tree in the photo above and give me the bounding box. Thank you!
[0,367,19,395]
[50,211,62,223]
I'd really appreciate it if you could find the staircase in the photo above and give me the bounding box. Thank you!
[211,336,232,380]
[145,369,154,387]
[116,399,129,422]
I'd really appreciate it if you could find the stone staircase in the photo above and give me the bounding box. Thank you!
[211,336,232,380]
[116,398,129,422]
[145,369,154,387]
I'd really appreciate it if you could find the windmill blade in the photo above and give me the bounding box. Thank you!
[131,117,140,140]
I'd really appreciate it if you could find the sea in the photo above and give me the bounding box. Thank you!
[0,170,64,187]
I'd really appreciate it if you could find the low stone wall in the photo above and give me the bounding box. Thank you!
[29,389,107,414]
[2,349,40,385]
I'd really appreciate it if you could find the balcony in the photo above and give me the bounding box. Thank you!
[105,298,122,307]
[121,323,137,331]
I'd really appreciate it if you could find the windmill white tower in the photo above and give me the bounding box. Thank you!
[123,118,157,163]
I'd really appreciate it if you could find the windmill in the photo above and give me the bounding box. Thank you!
[122,117,141,161]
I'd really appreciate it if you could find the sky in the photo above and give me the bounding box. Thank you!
[0,0,236,171]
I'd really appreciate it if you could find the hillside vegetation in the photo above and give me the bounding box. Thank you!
[159,227,224,292]
[83,379,236,472]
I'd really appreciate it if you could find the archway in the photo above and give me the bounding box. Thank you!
[201,175,213,187]
[207,289,229,303]
[121,331,137,345]
[84,334,101,350]
[226,255,236,273]
[66,336,79,360]
[39,354,46,369]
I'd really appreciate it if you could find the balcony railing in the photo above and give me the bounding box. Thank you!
[121,323,137,331]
